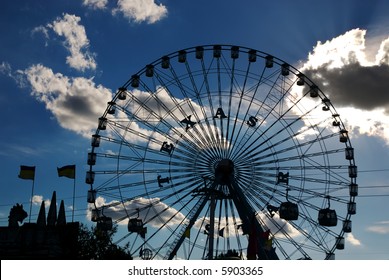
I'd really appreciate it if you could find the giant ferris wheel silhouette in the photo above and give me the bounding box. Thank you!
[85,45,357,260]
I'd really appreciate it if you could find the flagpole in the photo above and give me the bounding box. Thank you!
[72,167,76,222]
[57,164,76,222]
[29,178,35,223]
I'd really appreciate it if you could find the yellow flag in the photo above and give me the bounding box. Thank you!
[19,165,35,180]
[184,227,190,239]
[57,165,76,179]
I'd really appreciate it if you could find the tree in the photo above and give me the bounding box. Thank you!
[77,223,133,259]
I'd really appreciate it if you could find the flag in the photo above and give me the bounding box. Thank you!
[57,165,76,179]
[18,165,35,180]
[264,237,273,251]
[219,227,225,237]
[184,227,191,239]
[260,229,270,240]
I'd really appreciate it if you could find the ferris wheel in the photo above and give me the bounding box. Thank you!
[86,45,357,260]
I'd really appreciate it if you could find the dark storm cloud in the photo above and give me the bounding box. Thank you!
[297,29,389,144]
[304,62,389,113]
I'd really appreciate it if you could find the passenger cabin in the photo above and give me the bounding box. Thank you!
[213,45,222,58]
[348,202,356,215]
[231,46,239,59]
[248,49,256,62]
[131,74,139,88]
[322,97,330,111]
[281,63,289,76]
[345,147,354,160]
[87,189,96,203]
[91,208,100,222]
[265,55,273,68]
[349,183,358,197]
[97,216,113,231]
[309,85,319,98]
[107,101,115,115]
[297,74,305,86]
[87,152,96,165]
[98,117,107,130]
[178,50,186,63]
[117,88,127,100]
[161,56,170,69]
[332,114,340,126]
[279,201,299,220]
[348,165,357,178]
[336,236,345,250]
[145,64,154,77]
[343,220,352,233]
[85,171,95,184]
[91,134,101,147]
[339,129,348,143]
[318,208,338,227]
[196,46,204,59]
[128,218,144,233]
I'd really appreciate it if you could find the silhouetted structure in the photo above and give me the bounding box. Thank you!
[0,191,79,259]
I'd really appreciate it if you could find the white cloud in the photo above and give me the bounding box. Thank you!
[31,195,51,207]
[0,61,12,77]
[346,233,362,246]
[109,86,222,149]
[333,107,389,143]
[376,37,389,64]
[128,86,204,124]
[0,62,28,88]
[302,29,370,70]
[366,221,389,234]
[90,196,187,228]
[31,195,44,206]
[114,0,168,24]
[192,212,301,239]
[47,13,97,71]
[22,64,112,137]
[83,0,168,24]
[258,212,301,238]
[31,25,49,39]
[0,144,43,157]
[299,28,389,144]
[82,0,108,9]
[193,216,243,238]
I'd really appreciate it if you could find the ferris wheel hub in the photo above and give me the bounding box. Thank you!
[215,159,234,185]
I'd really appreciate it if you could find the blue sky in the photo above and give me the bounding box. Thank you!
[1,0,389,260]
